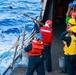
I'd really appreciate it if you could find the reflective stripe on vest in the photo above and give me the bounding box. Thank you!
[40,27,52,45]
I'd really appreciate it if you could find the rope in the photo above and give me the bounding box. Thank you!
[0,25,35,62]
[10,36,20,67]
[0,39,19,61]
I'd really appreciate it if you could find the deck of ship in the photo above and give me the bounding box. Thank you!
[10,20,67,75]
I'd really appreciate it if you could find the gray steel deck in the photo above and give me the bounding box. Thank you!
[10,22,67,75]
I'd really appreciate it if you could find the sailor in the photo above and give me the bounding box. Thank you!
[60,26,76,75]
[39,20,53,72]
[66,1,76,24]
[73,0,76,11]
[66,18,76,31]
[23,33,45,75]
[66,2,73,24]
[62,17,76,73]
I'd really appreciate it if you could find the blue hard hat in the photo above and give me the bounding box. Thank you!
[34,33,42,40]
[73,1,76,5]
[68,2,73,7]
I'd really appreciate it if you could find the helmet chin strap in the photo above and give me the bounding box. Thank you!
[45,24,49,27]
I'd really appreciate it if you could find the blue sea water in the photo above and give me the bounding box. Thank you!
[0,0,42,74]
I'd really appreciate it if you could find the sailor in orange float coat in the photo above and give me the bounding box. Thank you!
[23,33,45,75]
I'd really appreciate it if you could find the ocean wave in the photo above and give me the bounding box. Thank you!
[0,0,42,74]
[1,28,20,34]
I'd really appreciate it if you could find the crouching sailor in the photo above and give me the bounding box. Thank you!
[23,33,45,75]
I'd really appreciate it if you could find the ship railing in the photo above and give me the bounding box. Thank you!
[0,25,36,75]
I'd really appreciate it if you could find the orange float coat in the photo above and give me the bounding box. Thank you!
[27,40,44,56]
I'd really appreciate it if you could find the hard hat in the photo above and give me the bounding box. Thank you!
[71,11,76,18]
[69,26,76,33]
[34,33,42,40]
[73,1,76,5]
[45,20,52,27]
[68,2,73,7]
[68,18,76,25]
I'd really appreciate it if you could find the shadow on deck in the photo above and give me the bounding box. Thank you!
[10,21,67,75]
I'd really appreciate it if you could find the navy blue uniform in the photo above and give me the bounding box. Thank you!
[24,42,45,75]
[60,31,76,75]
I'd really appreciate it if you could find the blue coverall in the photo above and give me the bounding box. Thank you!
[24,44,45,75]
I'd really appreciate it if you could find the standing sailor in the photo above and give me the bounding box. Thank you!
[39,20,53,72]
[60,26,76,75]
[23,33,45,75]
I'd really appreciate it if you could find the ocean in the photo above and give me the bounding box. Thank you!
[0,0,42,74]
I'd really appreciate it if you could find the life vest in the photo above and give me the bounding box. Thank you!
[40,26,52,45]
[63,35,76,55]
[27,40,44,56]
